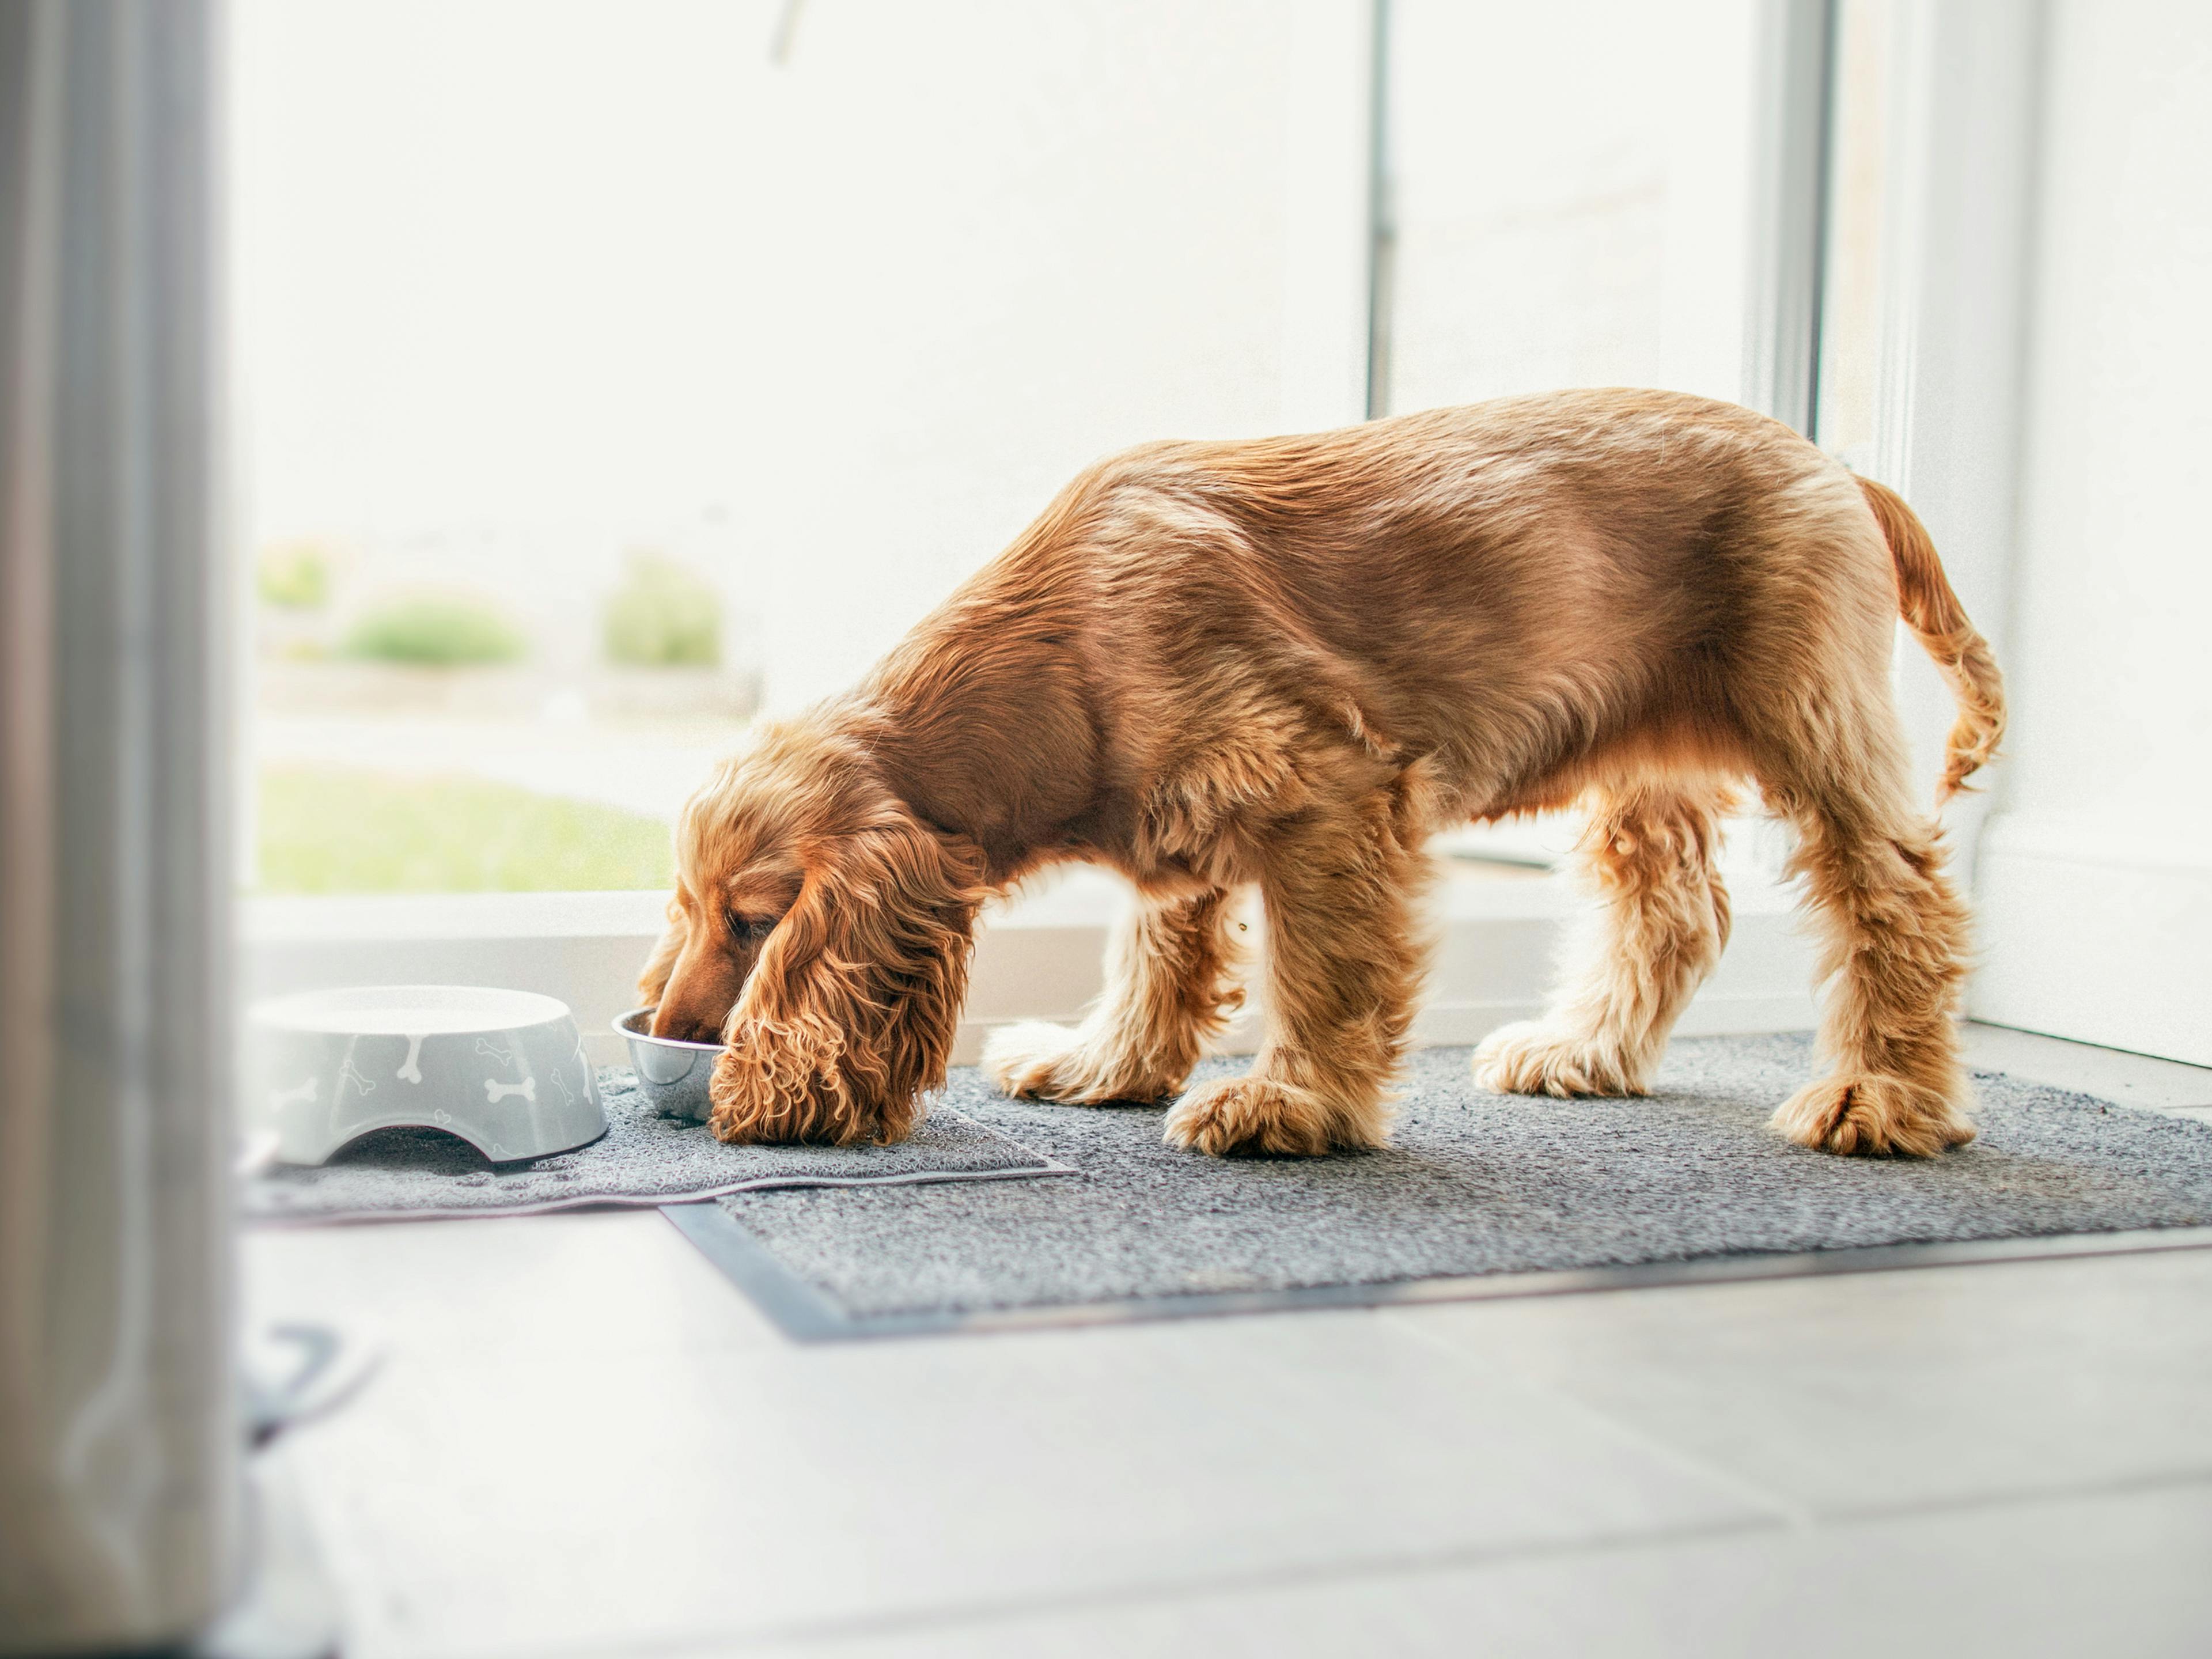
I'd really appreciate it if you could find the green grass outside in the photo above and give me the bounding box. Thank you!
[258,765,675,893]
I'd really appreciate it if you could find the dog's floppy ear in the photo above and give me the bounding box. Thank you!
[707,807,987,1146]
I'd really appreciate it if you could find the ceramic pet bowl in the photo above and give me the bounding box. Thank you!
[247,986,605,1165]
[616,1006,721,1123]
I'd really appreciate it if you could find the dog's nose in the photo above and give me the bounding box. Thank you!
[648,1003,718,1044]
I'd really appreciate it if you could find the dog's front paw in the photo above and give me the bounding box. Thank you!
[981,1021,1074,1098]
[1162,1075,1372,1157]
[1770,1073,1975,1157]
[707,1040,903,1147]
[1472,1021,1646,1097]
[983,1020,1181,1105]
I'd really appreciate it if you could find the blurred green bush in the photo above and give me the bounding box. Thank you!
[601,551,721,668]
[342,592,526,666]
[256,540,332,610]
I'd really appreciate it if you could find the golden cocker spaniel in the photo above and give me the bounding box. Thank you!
[643,390,2003,1158]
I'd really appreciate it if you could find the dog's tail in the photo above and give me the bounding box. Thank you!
[1856,474,2006,802]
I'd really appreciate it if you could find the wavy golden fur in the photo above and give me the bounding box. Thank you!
[646,389,2003,1158]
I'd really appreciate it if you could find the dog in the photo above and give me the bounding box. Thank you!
[642,389,2003,1158]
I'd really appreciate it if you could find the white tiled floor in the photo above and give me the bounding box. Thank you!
[244,1025,2212,1659]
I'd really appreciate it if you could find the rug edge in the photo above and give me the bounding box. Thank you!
[665,1203,2212,1343]
[243,1148,1075,1229]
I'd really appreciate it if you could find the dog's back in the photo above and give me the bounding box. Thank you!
[941,389,1896,831]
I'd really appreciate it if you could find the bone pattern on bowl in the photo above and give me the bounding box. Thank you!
[248,986,605,1165]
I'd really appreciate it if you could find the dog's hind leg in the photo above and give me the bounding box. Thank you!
[1474,785,1732,1098]
[1763,757,1976,1157]
[1163,791,1430,1156]
[986,885,1245,1104]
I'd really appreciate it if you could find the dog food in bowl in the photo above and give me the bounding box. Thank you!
[616,1006,721,1123]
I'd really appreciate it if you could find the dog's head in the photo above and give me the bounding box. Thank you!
[642,717,989,1146]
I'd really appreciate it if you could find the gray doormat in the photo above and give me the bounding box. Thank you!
[666,1033,2212,1339]
[244,1069,1069,1225]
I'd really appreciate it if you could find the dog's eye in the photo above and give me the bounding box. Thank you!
[725,910,776,944]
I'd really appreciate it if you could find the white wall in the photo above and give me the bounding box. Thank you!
[1970,0,2212,1064]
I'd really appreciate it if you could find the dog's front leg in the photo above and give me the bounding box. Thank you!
[1164,798,1428,1156]
[986,886,1244,1104]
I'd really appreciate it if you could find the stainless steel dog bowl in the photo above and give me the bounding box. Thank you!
[247,985,605,1165]
[616,1006,720,1123]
